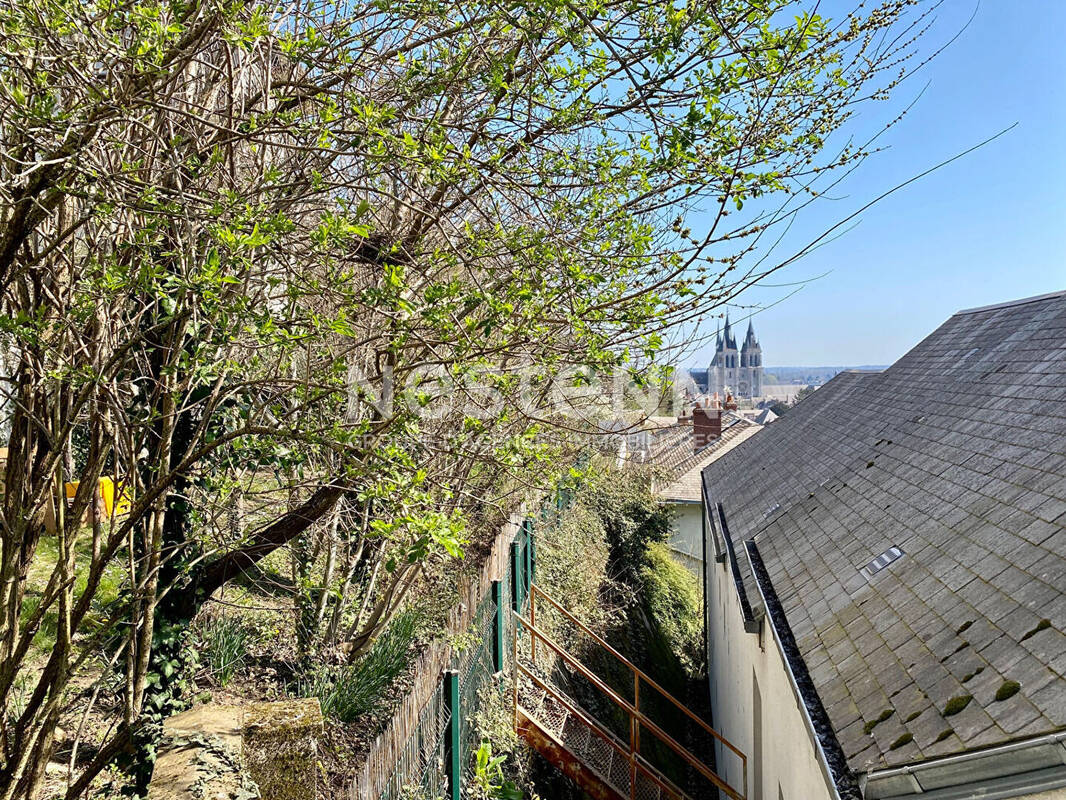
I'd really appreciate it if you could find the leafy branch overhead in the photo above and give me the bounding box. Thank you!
[0,0,928,797]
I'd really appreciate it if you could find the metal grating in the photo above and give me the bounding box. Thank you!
[457,587,499,769]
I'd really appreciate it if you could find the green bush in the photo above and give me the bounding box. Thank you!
[199,615,252,687]
[642,542,703,680]
[535,503,612,633]
[580,466,670,584]
[298,610,417,721]
[534,461,673,650]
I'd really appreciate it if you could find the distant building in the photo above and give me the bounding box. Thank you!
[705,316,763,400]
[700,291,1066,800]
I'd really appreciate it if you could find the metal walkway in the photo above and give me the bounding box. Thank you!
[511,585,747,800]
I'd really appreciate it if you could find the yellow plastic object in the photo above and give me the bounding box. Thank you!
[64,477,132,518]
[107,477,132,516]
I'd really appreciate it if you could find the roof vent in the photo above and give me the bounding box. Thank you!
[763,503,781,519]
[862,546,903,578]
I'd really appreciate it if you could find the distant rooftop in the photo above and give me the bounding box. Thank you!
[654,414,762,503]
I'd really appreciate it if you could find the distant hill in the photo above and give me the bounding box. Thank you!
[762,366,888,386]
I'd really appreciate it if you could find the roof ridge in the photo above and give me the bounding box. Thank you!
[955,289,1066,315]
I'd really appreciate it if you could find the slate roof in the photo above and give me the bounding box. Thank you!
[700,292,1066,777]
[657,417,762,502]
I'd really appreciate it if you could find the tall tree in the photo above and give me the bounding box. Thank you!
[0,0,927,795]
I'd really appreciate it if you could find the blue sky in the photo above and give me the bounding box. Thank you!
[689,1,1066,367]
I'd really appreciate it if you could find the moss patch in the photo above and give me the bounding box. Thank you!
[943,695,973,716]
[1021,619,1052,642]
[904,710,922,723]
[955,620,973,635]
[890,733,913,750]
[242,698,322,800]
[994,680,1021,702]
[863,708,895,735]
[934,728,953,743]
[940,640,970,662]
[962,666,984,683]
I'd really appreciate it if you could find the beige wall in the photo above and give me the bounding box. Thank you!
[667,502,704,575]
[705,552,836,800]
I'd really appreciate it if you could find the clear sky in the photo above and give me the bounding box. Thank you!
[689,1,1066,368]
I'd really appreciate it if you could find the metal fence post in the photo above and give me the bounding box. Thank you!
[491,579,505,672]
[523,519,533,596]
[528,519,536,585]
[510,540,521,612]
[444,670,461,800]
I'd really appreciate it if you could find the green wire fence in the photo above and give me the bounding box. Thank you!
[364,486,573,800]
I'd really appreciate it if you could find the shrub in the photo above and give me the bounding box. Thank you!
[535,503,613,635]
[298,610,417,721]
[580,467,670,584]
[642,542,703,679]
[199,615,253,687]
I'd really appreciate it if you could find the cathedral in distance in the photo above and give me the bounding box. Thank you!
[706,316,763,399]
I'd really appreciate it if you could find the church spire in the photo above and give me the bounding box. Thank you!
[722,313,737,350]
[743,319,758,348]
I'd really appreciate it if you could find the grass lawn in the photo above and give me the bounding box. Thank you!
[20,529,125,662]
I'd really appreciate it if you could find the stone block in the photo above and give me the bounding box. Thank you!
[241,698,323,800]
[151,705,253,800]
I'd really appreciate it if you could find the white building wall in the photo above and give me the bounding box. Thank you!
[705,551,836,800]
[666,502,704,575]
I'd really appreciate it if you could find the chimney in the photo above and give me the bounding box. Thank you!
[724,391,738,411]
[692,404,723,451]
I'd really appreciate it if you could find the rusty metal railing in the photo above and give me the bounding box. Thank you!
[513,584,747,800]
[516,665,686,800]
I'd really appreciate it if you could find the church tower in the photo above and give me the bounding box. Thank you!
[708,316,763,399]
[740,320,763,397]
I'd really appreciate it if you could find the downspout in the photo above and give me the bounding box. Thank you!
[700,483,709,676]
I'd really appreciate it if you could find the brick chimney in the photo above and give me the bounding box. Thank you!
[724,391,738,411]
[692,404,723,451]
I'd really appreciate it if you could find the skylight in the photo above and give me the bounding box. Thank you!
[862,546,903,578]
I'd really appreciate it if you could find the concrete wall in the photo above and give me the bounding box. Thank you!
[705,551,836,800]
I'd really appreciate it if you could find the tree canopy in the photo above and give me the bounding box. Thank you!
[0,0,927,796]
